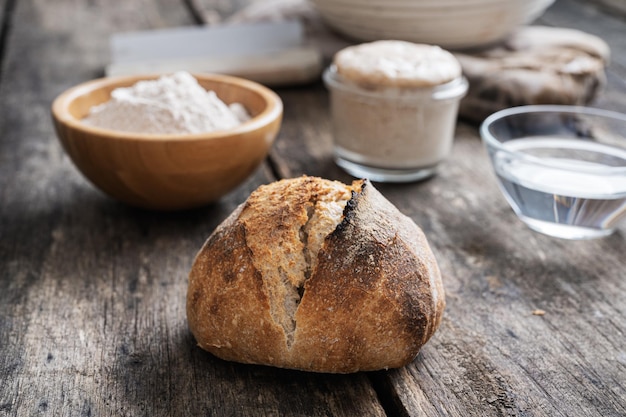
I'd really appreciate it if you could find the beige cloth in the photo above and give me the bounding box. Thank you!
[456,26,609,122]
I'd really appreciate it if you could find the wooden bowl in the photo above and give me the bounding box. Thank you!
[51,73,282,210]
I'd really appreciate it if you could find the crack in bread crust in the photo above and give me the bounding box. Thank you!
[289,200,315,348]
[300,203,315,282]
[239,177,354,349]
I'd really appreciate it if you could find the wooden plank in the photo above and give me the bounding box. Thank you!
[266,3,626,416]
[1,0,624,415]
[0,0,10,80]
[0,0,385,416]
[370,125,626,416]
[262,4,626,416]
[0,0,7,40]
[271,95,626,416]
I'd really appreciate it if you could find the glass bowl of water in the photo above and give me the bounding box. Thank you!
[480,105,626,240]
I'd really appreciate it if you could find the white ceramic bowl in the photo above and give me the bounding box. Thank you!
[311,0,555,49]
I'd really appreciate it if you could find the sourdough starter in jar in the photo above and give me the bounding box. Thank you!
[323,41,468,182]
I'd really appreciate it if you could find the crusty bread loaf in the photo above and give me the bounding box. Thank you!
[187,176,445,373]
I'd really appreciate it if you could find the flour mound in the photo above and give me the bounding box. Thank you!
[83,72,251,135]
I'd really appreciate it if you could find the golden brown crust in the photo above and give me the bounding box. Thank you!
[186,176,445,373]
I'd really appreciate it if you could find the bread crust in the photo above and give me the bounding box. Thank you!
[187,176,445,373]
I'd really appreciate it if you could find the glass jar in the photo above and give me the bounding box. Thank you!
[323,42,468,183]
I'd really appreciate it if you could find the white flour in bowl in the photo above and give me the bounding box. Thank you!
[83,71,251,135]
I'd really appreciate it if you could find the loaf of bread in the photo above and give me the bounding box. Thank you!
[187,176,445,373]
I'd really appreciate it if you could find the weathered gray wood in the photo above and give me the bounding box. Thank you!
[1,0,625,416]
[0,0,10,82]
[371,125,626,416]
[267,1,626,416]
[0,0,7,37]
[271,92,626,416]
[0,0,385,416]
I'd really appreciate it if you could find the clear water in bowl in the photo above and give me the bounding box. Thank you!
[493,137,626,239]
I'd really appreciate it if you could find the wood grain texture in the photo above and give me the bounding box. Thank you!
[370,125,626,416]
[0,0,8,52]
[266,1,626,415]
[0,0,384,416]
[1,0,625,416]
[272,96,626,416]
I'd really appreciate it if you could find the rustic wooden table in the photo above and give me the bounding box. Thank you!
[1,0,625,416]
